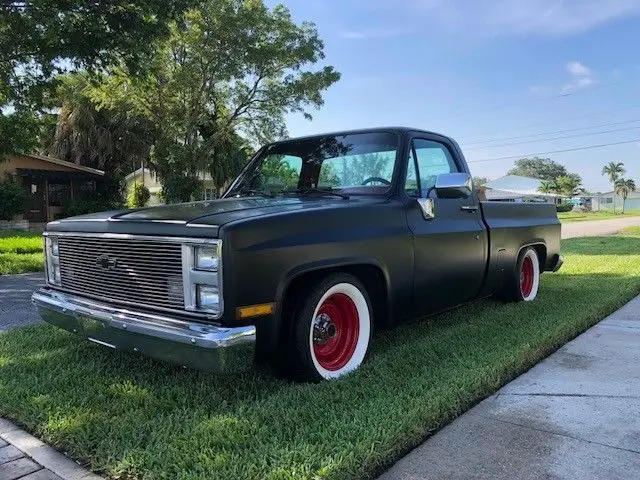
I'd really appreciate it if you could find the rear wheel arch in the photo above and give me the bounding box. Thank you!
[524,243,547,271]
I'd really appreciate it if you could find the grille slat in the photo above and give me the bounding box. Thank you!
[59,245,182,259]
[58,236,185,310]
[59,268,183,295]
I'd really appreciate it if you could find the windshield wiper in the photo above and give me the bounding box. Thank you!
[233,188,275,198]
[282,187,350,200]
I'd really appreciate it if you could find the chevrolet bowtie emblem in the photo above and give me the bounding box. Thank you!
[95,254,118,270]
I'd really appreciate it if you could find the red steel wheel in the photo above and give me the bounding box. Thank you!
[312,293,360,371]
[289,274,372,381]
[520,255,535,298]
[519,248,540,301]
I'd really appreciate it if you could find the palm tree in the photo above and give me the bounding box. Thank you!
[602,162,626,213]
[538,180,557,194]
[614,178,636,214]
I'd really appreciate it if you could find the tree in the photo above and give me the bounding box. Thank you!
[0,110,42,158]
[128,183,151,208]
[538,180,558,194]
[508,157,568,182]
[602,162,626,213]
[614,178,636,214]
[48,74,154,173]
[0,1,195,103]
[1,1,198,161]
[0,178,25,220]
[88,0,340,202]
[554,175,583,197]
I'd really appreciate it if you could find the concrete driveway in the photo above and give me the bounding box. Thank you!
[562,216,640,238]
[0,273,43,332]
[380,296,640,479]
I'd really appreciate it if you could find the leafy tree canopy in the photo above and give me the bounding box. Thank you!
[85,0,340,201]
[508,157,568,182]
[0,0,195,105]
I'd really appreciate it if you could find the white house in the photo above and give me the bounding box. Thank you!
[592,191,640,212]
[124,168,164,206]
[482,175,561,203]
[124,168,223,206]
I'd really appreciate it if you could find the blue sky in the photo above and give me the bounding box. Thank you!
[276,0,640,192]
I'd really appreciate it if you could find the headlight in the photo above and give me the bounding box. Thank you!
[197,285,220,310]
[45,236,61,285]
[195,245,219,271]
[182,240,223,317]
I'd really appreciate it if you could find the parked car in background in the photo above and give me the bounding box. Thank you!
[33,127,562,381]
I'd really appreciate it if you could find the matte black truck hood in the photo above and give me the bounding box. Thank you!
[47,196,358,237]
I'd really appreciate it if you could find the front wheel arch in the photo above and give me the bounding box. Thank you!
[263,263,388,370]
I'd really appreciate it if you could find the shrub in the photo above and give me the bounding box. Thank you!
[556,203,573,213]
[62,198,123,217]
[0,178,26,220]
[127,183,151,208]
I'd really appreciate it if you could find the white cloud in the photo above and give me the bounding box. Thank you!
[411,0,640,36]
[563,61,596,92]
[529,61,598,94]
[566,61,591,77]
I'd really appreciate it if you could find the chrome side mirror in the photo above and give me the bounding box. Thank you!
[435,172,472,199]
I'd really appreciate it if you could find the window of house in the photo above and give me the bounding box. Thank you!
[48,182,71,207]
[204,187,217,200]
[74,180,97,200]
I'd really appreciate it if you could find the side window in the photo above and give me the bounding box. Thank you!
[404,150,419,196]
[413,139,458,195]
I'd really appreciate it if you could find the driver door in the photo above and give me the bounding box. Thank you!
[405,136,488,316]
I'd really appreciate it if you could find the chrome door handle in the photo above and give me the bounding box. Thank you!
[461,205,478,212]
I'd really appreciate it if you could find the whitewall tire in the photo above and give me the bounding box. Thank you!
[290,274,372,381]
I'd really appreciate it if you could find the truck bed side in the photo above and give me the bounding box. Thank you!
[478,201,561,297]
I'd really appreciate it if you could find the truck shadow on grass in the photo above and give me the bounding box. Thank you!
[0,265,638,479]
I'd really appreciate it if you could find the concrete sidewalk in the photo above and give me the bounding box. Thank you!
[0,419,102,480]
[380,295,640,480]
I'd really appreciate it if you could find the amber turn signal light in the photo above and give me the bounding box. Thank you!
[236,303,275,319]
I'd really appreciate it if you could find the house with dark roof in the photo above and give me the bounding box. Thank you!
[0,153,104,225]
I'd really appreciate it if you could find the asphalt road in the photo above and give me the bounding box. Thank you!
[0,273,43,332]
[1,216,640,332]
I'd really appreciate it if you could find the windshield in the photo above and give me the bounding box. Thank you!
[229,132,399,197]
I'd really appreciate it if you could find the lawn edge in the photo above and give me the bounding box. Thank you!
[361,288,640,480]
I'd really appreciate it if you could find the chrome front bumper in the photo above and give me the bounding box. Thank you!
[32,289,256,373]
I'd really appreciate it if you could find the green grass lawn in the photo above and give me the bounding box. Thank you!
[1,233,639,479]
[558,209,640,223]
[0,230,44,274]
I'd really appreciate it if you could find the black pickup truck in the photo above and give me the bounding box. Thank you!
[33,127,562,381]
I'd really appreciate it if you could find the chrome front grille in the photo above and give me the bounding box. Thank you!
[58,236,185,311]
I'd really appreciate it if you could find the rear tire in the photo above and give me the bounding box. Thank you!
[288,273,372,382]
[498,247,540,302]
